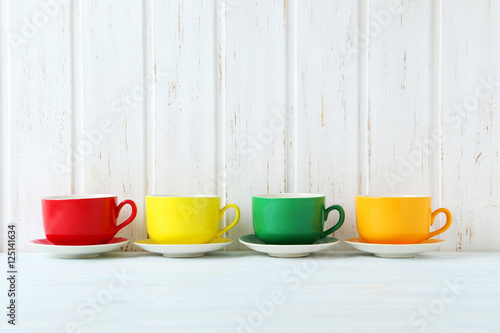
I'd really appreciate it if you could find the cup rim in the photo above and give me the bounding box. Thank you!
[146,195,220,198]
[356,194,431,198]
[42,194,118,200]
[252,193,325,199]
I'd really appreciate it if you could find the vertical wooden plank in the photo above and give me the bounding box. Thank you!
[222,0,287,250]
[440,0,500,251]
[0,0,10,251]
[365,0,433,195]
[358,0,369,195]
[80,0,146,250]
[215,0,227,242]
[72,0,84,194]
[295,1,360,249]
[285,0,297,194]
[143,0,154,233]
[429,0,442,236]
[5,0,73,252]
[151,0,216,196]
[429,0,451,251]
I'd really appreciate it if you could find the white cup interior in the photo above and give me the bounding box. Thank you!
[146,195,220,198]
[253,193,325,199]
[356,194,431,198]
[43,194,117,200]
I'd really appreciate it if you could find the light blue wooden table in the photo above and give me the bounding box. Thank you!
[1,252,499,333]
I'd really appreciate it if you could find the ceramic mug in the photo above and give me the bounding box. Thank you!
[252,193,345,244]
[355,195,452,244]
[146,195,240,244]
[42,194,137,245]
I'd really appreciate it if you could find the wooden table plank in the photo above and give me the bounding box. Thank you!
[1,252,499,333]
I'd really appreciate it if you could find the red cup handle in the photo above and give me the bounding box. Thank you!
[115,200,137,234]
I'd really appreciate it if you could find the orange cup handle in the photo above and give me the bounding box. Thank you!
[428,208,452,239]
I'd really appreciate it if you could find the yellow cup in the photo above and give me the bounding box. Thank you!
[146,195,240,244]
[355,195,452,244]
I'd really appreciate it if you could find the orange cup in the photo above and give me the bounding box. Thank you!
[355,195,452,244]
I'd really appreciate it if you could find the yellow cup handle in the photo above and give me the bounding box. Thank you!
[428,208,452,239]
[216,204,240,238]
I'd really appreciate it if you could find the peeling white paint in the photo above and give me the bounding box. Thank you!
[0,0,498,252]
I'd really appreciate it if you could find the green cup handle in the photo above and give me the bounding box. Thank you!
[321,205,345,238]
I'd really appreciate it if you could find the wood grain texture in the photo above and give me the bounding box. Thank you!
[364,0,433,196]
[222,0,288,250]
[0,0,9,251]
[79,0,146,250]
[440,0,500,251]
[1,0,499,252]
[4,0,73,252]
[150,0,216,198]
[2,252,499,332]
[295,1,359,250]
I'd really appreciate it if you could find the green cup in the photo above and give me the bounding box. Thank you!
[252,194,345,244]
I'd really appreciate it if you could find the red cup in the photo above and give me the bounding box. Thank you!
[42,195,137,245]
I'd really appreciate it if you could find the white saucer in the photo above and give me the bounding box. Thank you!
[345,238,446,258]
[134,238,232,258]
[28,237,129,259]
[239,234,339,258]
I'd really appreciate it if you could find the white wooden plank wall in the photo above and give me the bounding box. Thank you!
[1,0,73,251]
[365,0,432,196]
[222,0,287,250]
[0,0,498,252]
[295,0,359,249]
[440,0,500,251]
